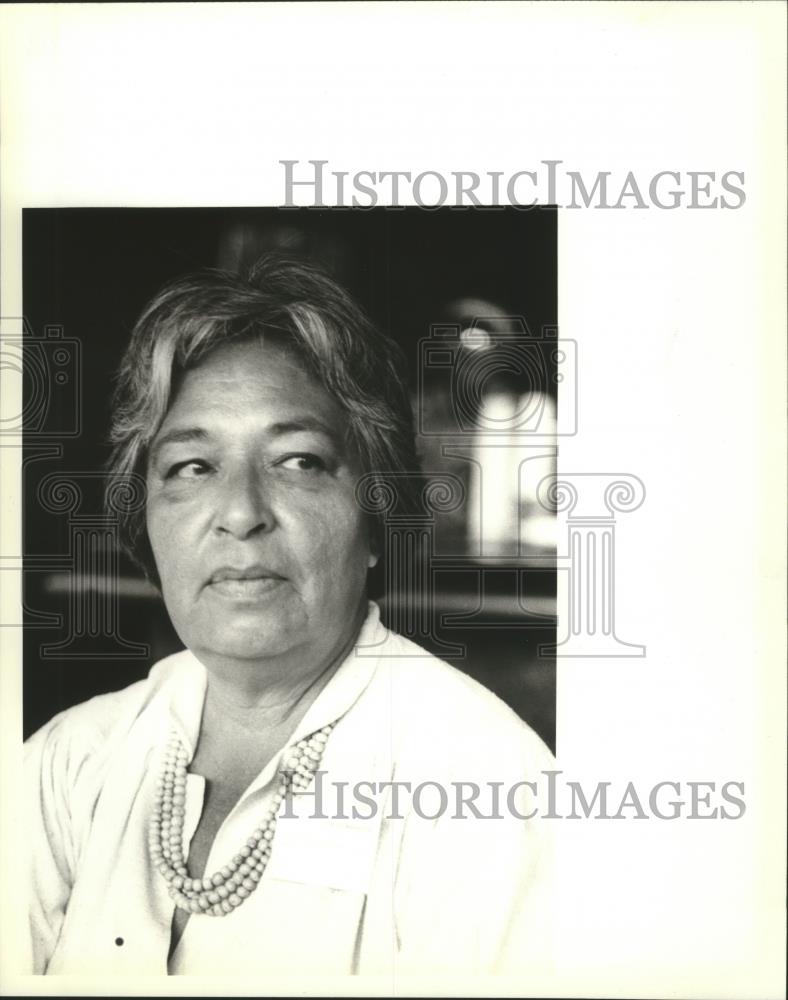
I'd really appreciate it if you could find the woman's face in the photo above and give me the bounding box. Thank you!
[145,338,376,670]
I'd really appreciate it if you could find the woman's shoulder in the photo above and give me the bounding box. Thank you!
[371,625,554,770]
[24,649,194,763]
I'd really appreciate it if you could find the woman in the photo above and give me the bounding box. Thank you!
[25,254,554,978]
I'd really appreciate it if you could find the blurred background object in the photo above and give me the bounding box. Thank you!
[23,207,557,750]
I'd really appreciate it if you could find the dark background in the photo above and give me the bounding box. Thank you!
[23,207,557,750]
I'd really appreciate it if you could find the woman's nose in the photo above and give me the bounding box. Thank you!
[213,466,275,539]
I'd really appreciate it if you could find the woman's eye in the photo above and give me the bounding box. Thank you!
[166,460,211,480]
[279,454,327,473]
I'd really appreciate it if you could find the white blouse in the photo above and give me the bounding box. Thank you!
[25,602,555,979]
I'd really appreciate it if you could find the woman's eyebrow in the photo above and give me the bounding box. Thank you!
[149,427,209,461]
[267,417,339,442]
[150,419,339,461]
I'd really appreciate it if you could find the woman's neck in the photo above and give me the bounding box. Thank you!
[195,602,367,731]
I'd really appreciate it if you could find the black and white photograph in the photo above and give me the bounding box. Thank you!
[0,2,785,997]
[20,207,558,976]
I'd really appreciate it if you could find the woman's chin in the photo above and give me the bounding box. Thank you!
[183,616,305,664]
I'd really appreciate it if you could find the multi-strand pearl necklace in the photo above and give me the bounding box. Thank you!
[148,723,334,916]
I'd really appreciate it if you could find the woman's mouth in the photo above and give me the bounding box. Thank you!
[208,566,285,600]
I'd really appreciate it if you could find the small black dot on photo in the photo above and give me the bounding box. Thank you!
[115,937,124,946]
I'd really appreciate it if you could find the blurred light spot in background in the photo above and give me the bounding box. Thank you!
[459,326,491,351]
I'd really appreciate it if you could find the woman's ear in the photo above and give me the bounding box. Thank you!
[366,517,381,569]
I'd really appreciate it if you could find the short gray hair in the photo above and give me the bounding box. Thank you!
[107,252,419,583]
